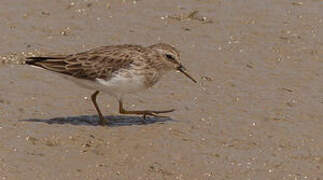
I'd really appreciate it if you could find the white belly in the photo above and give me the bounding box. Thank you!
[96,73,147,95]
[32,65,149,99]
[63,70,147,99]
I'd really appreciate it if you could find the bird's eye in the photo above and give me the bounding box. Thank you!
[166,54,176,62]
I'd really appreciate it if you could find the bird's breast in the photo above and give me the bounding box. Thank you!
[96,69,148,95]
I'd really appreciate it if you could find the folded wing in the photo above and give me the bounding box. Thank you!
[25,45,142,80]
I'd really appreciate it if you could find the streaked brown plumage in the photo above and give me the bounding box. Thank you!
[26,43,196,126]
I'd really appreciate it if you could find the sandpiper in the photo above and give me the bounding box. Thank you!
[26,43,197,126]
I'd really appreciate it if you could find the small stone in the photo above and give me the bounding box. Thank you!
[292,2,303,6]
[41,11,50,16]
[201,76,213,81]
[60,31,67,36]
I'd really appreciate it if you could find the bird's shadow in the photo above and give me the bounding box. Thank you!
[21,115,175,127]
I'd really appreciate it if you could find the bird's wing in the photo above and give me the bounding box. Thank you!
[25,45,146,80]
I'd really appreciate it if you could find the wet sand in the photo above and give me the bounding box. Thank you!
[0,0,322,179]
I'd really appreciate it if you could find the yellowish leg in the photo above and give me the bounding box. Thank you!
[91,91,107,126]
[118,100,175,122]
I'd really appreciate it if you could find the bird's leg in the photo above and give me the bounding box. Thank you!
[118,99,175,122]
[91,91,107,126]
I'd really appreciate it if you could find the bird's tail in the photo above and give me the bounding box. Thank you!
[25,57,63,65]
[25,56,69,73]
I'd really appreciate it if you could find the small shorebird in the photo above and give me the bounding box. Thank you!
[26,43,197,126]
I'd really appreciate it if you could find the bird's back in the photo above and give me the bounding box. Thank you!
[26,44,153,80]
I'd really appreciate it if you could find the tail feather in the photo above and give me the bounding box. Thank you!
[25,56,63,65]
[25,56,69,73]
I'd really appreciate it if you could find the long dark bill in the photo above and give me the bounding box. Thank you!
[177,66,197,83]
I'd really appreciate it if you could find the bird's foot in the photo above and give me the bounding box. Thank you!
[119,109,175,124]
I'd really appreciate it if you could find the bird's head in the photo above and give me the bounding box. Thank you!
[149,43,197,83]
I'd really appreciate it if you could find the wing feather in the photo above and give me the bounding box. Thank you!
[25,45,146,80]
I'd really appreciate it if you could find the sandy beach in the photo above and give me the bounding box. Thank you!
[0,0,322,179]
